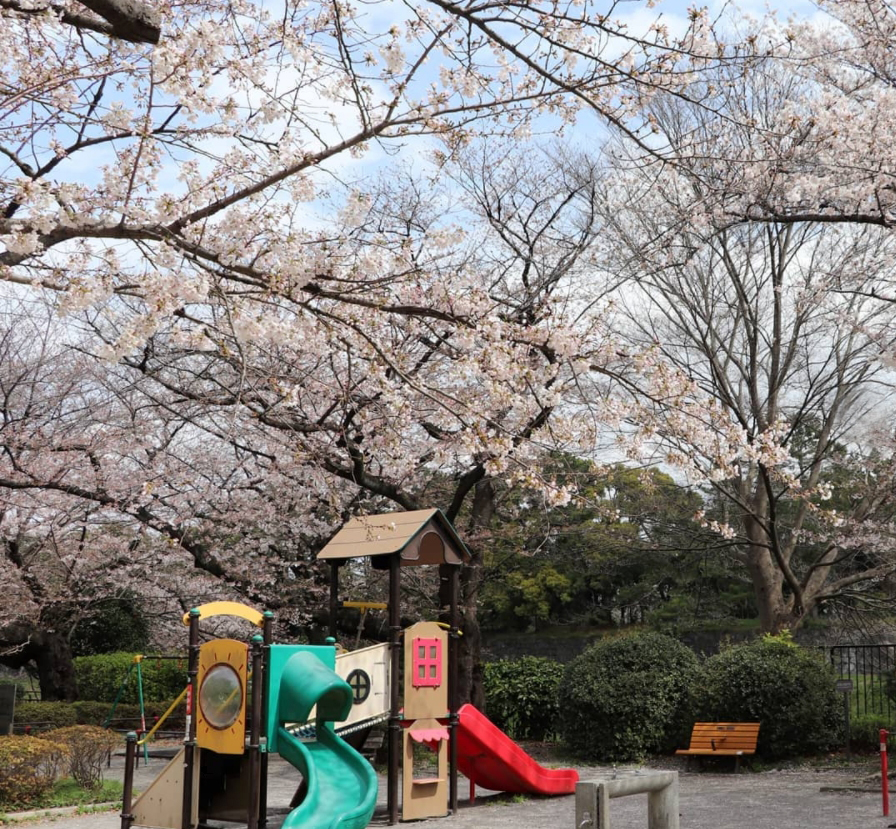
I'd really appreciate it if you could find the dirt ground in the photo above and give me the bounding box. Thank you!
[6,751,892,829]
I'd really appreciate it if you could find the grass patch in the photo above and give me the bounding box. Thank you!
[0,778,123,813]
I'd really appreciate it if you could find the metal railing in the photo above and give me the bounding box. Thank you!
[827,644,896,721]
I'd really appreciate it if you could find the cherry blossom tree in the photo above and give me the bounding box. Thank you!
[75,142,613,703]
[12,0,896,689]
[625,3,896,239]
[594,72,896,632]
[0,300,355,696]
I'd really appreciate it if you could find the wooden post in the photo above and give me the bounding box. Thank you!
[387,554,402,825]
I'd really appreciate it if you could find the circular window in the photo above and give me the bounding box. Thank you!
[199,664,243,729]
[346,668,371,704]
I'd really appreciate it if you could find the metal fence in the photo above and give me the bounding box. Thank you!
[827,644,896,721]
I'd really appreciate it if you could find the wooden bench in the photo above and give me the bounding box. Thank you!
[676,722,760,772]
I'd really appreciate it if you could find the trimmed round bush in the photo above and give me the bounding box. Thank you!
[484,656,563,740]
[558,631,700,762]
[0,736,62,807]
[696,638,841,760]
[46,726,119,789]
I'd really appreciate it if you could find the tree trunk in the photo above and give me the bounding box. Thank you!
[0,625,78,701]
[745,546,800,634]
[459,550,485,709]
[440,478,493,709]
[33,631,78,701]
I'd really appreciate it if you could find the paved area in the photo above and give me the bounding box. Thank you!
[7,752,892,829]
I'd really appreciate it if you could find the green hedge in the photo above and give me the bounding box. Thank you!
[14,702,78,729]
[558,631,700,762]
[15,699,185,732]
[695,637,841,760]
[73,653,187,703]
[483,657,564,740]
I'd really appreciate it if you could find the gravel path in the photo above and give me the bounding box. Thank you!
[6,752,890,829]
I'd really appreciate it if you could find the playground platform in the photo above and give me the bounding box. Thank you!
[8,752,892,829]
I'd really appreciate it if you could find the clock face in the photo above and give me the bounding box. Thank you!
[198,663,243,730]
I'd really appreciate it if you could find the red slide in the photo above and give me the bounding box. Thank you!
[455,703,579,795]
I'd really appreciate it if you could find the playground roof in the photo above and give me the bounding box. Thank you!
[316,508,471,565]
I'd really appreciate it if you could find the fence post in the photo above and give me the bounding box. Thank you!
[882,729,889,818]
[120,731,137,829]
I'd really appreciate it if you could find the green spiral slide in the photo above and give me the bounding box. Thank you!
[273,650,377,829]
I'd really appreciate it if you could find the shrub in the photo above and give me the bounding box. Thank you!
[483,657,564,740]
[14,701,77,730]
[558,631,700,762]
[46,726,119,789]
[0,736,63,807]
[73,653,187,703]
[72,700,113,726]
[846,714,891,752]
[695,637,841,760]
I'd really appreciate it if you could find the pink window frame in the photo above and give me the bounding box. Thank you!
[412,637,443,687]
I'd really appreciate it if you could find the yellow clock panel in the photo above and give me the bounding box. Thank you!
[196,638,248,754]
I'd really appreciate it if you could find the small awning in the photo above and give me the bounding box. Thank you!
[409,726,449,750]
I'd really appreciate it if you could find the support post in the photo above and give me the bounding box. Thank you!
[248,635,264,829]
[135,658,149,764]
[259,611,273,828]
[182,608,200,829]
[447,564,460,814]
[387,554,402,825]
[575,772,679,829]
[329,561,340,639]
[120,731,137,829]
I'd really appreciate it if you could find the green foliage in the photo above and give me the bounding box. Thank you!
[73,653,187,703]
[760,629,795,647]
[488,567,573,629]
[69,594,151,657]
[71,701,112,726]
[558,632,700,762]
[483,657,564,740]
[849,715,893,751]
[15,698,185,732]
[696,639,841,760]
[21,777,124,811]
[480,457,705,632]
[14,701,77,729]
[101,699,185,731]
[45,726,118,789]
[0,736,63,807]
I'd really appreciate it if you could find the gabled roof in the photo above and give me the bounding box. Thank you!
[316,508,470,565]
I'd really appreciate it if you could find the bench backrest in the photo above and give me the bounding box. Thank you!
[687,722,760,752]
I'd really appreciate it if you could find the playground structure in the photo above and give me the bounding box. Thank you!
[120,508,578,828]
